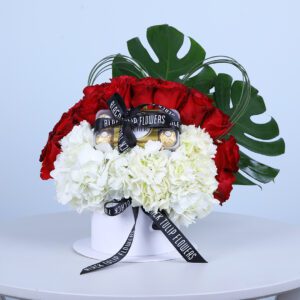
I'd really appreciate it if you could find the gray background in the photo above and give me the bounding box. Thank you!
[0,0,299,227]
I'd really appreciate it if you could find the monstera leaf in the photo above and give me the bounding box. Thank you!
[111,24,285,186]
[213,74,284,185]
[112,24,216,93]
[113,24,206,81]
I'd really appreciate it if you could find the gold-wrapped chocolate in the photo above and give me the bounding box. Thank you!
[95,130,113,145]
[94,109,180,150]
[159,130,177,148]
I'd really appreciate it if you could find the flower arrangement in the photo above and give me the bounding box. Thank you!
[40,24,284,273]
[41,76,239,208]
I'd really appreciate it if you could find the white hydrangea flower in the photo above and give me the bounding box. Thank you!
[125,142,171,213]
[50,121,109,212]
[167,125,218,226]
[106,150,130,201]
[169,191,217,227]
[51,121,219,227]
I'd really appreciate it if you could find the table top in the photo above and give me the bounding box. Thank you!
[0,211,300,300]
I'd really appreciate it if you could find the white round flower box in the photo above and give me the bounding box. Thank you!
[73,207,181,262]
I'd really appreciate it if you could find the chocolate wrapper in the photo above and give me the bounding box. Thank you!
[94,109,180,150]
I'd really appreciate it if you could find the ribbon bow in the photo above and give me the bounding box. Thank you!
[80,198,207,275]
[95,93,181,153]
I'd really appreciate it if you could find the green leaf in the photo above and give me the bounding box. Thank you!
[213,73,232,114]
[238,151,279,184]
[126,24,206,81]
[213,73,285,184]
[234,171,257,186]
[184,66,216,94]
[230,80,285,156]
[112,54,145,78]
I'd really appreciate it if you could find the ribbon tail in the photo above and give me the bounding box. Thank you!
[80,207,139,275]
[118,125,137,153]
[144,209,207,263]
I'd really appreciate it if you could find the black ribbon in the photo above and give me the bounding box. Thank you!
[94,93,181,153]
[80,198,207,275]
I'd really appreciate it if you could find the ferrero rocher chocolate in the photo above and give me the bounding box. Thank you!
[95,130,113,145]
[159,130,177,148]
[94,109,180,150]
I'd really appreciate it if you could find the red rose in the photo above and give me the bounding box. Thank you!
[214,136,240,203]
[214,171,236,203]
[178,89,232,139]
[39,111,73,163]
[72,94,108,125]
[202,108,232,139]
[153,79,188,109]
[40,75,234,180]
[215,136,239,173]
[178,89,213,127]
[130,77,158,106]
[109,76,136,107]
[130,77,188,109]
[40,141,61,180]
